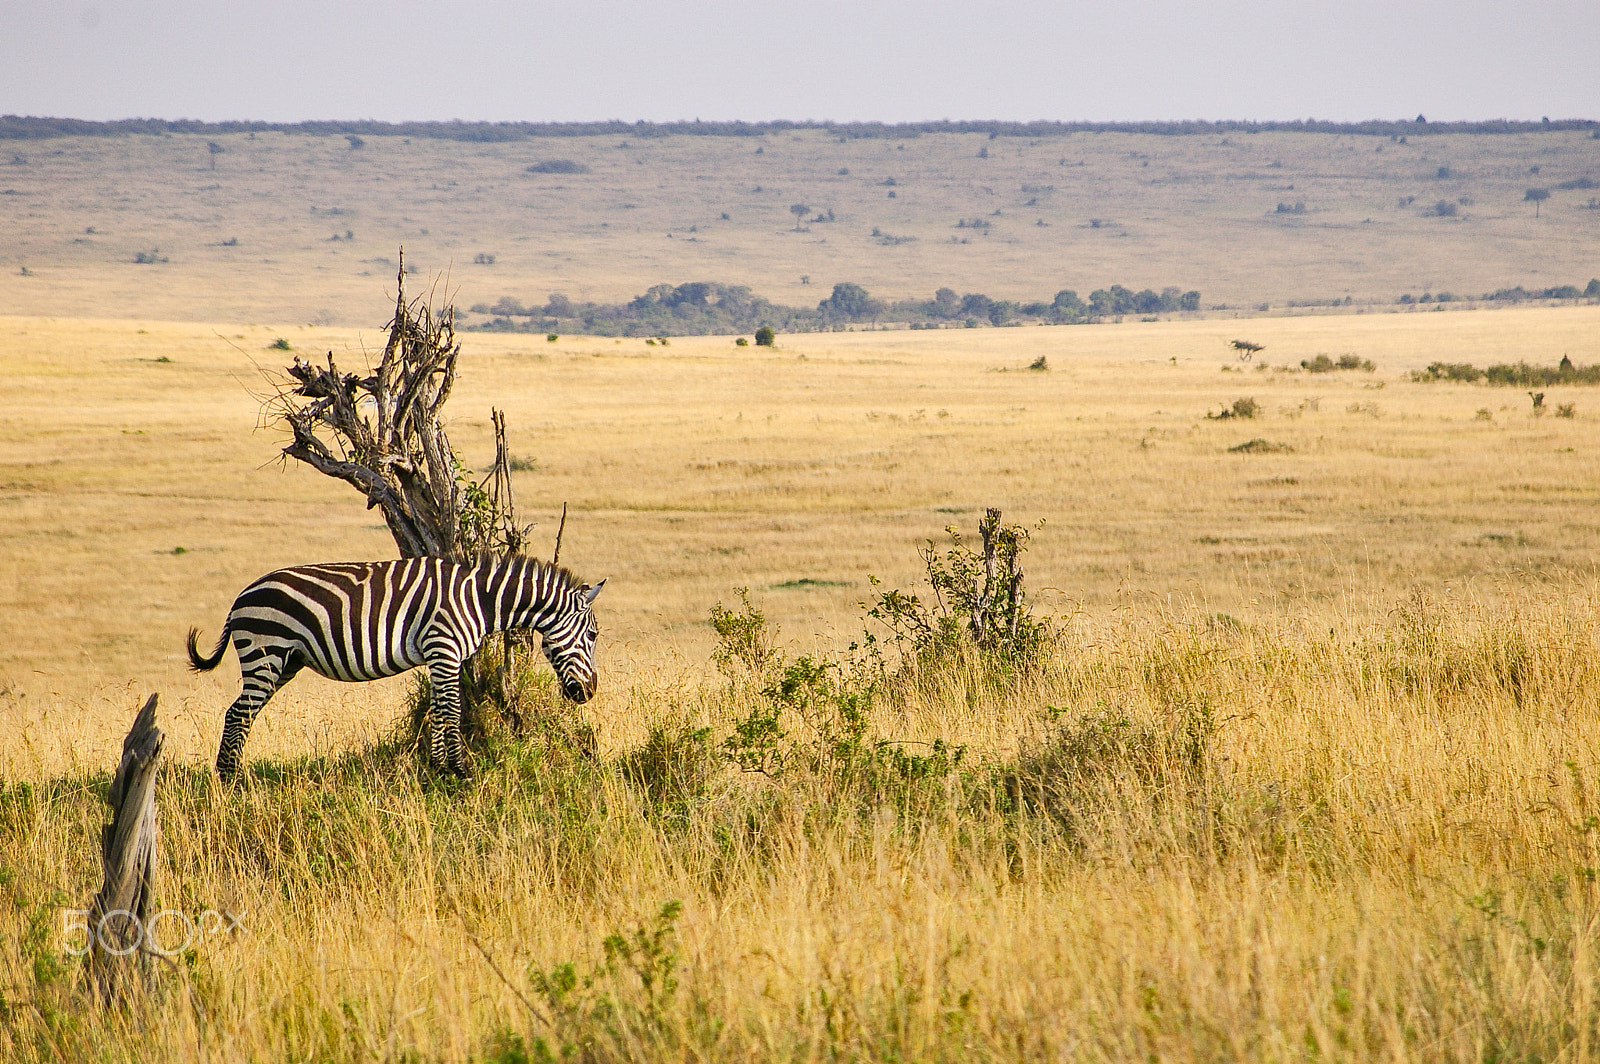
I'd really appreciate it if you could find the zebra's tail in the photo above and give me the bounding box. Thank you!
[186,625,230,672]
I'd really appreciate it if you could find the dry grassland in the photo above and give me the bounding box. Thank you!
[2,129,1598,324]
[3,305,1600,1061]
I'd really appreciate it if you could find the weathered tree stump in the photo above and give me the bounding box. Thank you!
[86,693,163,1003]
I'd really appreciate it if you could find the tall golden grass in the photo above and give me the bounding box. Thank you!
[2,307,1600,1060]
[4,582,1600,1061]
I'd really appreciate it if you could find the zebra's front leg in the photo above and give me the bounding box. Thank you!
[426,657,471,778]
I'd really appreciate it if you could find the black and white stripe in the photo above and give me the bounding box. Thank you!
[187,555,604,780]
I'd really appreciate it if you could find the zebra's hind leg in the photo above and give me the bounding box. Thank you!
[425,657,471,778]
[215,655,298,783]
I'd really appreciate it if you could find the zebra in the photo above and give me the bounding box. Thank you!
[186,555,604,781]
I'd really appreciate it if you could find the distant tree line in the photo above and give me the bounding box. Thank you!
[469,280,1201,337]
[875,284,1200,327]
[1479,279,1600,302]
[470,283,816,337]
[3,114,1595,142]
[1398,279,1600,304]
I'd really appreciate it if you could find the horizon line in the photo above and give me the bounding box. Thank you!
[4,114,1598,142]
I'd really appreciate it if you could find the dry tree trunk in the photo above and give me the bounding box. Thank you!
[970,508,1026,648]
[487,408,524,716]
[87,694,163,1004]
[949,506,1038,657]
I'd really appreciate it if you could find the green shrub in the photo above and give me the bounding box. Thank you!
[708,601,968,812]
[1209,397,1258,419]
[525,159,589,174]
[509,900,684,1060]
[1228,438,1292,453]
[1000,700,1215,838]
[1302,353,1375,373]
[620,725,715,817]
[753,326,775,346]
[723,699,785,776]
[1414,359,1600,385]
[1415,361,1482,382]
[865,508,1052,674]
[708,513,1048,806]
[708,587,779,679]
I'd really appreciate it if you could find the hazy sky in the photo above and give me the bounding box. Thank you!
[4,0,1595,124]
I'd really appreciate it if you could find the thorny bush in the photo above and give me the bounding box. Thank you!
[864,508,1052,675]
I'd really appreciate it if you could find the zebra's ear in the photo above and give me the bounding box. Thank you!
[583,578,606,605]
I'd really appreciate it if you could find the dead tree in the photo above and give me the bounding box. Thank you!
[270,251,540,741]
[87,694,163,1003]
[273,251,533,559]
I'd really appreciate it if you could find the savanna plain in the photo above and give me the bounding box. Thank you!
[3,126,1599,321]
[3,303,1600,1061]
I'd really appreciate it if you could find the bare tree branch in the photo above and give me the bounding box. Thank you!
[267,249,526,560]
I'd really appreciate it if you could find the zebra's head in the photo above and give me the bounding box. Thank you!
[542,578,605,703]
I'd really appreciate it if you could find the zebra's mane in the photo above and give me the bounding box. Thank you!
[471,552,587,597]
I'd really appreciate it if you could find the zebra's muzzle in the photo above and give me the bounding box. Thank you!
[561,676,595,703]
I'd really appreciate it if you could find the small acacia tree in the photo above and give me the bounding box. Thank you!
[866,508,1051,676]
[1526,187,1551,217]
